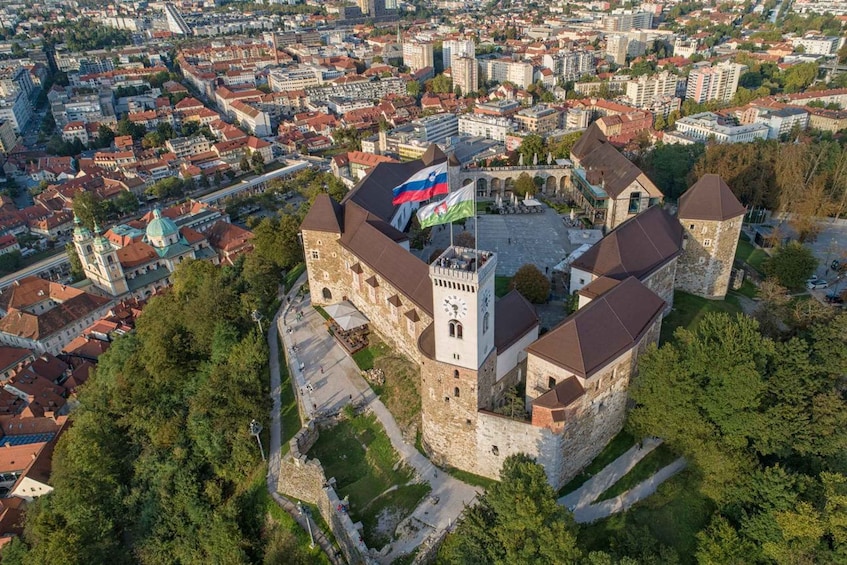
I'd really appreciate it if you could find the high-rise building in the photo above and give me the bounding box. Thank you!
[685,61,747,104]
[602,10,653,32]
[625,71,682,108]
[403,42,434,72]
[452,56,478,95]
[443,39,475,70]
[605,34,629,65]
[542,51,595,82]
[479,59,534,89]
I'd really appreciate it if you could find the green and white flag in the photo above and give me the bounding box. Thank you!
[417,184,475,228]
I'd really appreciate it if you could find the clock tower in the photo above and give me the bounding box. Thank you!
[421,245,498,472]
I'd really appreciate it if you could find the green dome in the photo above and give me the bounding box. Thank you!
[146,209,179,240]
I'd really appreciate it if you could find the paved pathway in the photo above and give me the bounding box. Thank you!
[573,457,687,523]
[279,291,480,564]
[557,437,687,524]
[267,278,344,565]
[558,437,662,511]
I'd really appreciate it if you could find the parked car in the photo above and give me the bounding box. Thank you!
[807,280,829,290]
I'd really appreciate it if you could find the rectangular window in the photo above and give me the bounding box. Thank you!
[703,239,712,247]
[628,192,641,214]
[311,250,319,260]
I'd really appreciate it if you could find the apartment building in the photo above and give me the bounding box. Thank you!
[602,10,653,32]
[542,50,594,82]
[458,114,514,142]
[403,42,434,73]
[685,61,747,104]
[514,105,560,134]
[791,35,842,56]
[0,119,16,153]
[625,72,683,108]
[605,34,629,65]
[443,39,475,69]
[452,56,478,95]
[165,135,212,159]
[415,113,459,143]
[480,59,534,89]
[0,92,32,133]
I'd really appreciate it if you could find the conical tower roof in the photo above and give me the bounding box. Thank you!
[678,174,746,222]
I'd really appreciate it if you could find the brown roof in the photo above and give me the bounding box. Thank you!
[0,277,83,313]
[301,194,344,233]
[494,290,539,353]
[577,276,620,300]
[526,277,664,378]
[578,141,662,199]
[533,375,585,410]
[206,221,254,252]
[339,202,433,315]
[0,347,33,372]
[116,241,158,268]
[678,174,746,222]
[0,292,110,342]
[570,122,607,161]
[571,205,683,281]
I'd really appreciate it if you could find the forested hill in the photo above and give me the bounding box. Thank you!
[2,259,277,564]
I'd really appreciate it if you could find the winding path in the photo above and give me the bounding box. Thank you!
[557,437,686,524]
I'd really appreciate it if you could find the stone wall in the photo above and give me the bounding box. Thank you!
[475,409,560,482]
[420,350,497,472]
[675,215,743,299]
[642,257,678,314]
[301,227,433,364]
[278,421,372,565]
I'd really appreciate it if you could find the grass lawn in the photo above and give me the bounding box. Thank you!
[733,279,758,299]
[351,336,392,371]
[278,336,302,456]
[445,467,498,490]
[595,443,680,501]
[371,337,421,432]
[578,469,713,564]
[735,237,769,274]
[313,305,330,321]
[284,263,306,291]
[661,291,743,344]
[558,430,635,497]
[309,412,429,548]
[495,276,513,298]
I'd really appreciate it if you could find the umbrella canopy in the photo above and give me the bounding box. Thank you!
[324,301,369,331]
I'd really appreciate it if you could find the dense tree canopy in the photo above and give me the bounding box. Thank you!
[510,264,550,304]
[628,312,847,562]
[764,242,818,289]
[438,454,581,564]
[3,259,277,564]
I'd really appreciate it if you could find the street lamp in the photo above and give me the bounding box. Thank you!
[297,501,315,548]
[249,419,265,461]
[251,309,263,333]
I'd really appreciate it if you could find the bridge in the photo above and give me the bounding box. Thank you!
[456,164,572,198]
[198,160,311,205]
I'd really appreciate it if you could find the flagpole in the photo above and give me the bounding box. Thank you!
[474,185,478,272]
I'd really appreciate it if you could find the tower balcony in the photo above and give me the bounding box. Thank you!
[429,246,496,283]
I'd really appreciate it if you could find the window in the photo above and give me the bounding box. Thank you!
[701,225,708,234]
[483,312,490,334]
[454,387,460,398]
[316,240,322,246]
[311,250,320,260]
[628,192,641,214]
[703,239,712,247]
[449,320,463,339]
[492,445,499,456]
[454,369,460,379]
[689,224,695,230]
[698,256,706,264]
[548,377,556,389]
[579,278,585,285]
[323,271,329,280]
[407,317,415,336]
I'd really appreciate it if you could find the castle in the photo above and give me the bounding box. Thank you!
[73,202,254,299]
[300,125,744,488]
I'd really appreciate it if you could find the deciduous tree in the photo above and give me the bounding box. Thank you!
[510,264,550,303]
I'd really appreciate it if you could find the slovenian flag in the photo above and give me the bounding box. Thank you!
[417,184,475,228]
[391,162,449,205]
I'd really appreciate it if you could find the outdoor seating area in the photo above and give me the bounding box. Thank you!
[323,300,370,354]
[434,248,494,272]
[492,193,544,215]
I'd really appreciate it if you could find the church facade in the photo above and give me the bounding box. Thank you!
[301,135,744,488]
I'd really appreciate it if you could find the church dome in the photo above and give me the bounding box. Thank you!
[146,209,179,241]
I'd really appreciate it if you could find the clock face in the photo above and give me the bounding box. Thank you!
[482,289,492,311]
[443,295,468,319]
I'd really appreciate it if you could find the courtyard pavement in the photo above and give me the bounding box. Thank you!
[279,290,481,564]
[416,204,578,277]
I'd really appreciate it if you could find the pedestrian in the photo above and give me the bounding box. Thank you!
[545,266,549,274]
[320,365,324,374]
[508,237,511,244]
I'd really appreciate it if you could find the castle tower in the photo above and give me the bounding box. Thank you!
[420,246,498,472]
[675,174,745,299]
[88,223,129,296]
[72,215,95,269]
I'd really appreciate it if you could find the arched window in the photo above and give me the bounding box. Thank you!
[322,287,332,300]
[449,320,463,339]
[454,387,460,398]
[483,312,490,334]
[548,377,556,389]
[453,369,460,379]
[107,255,114,264]
[86,245,92,254]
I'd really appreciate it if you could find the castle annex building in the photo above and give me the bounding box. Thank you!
[301,143,744,488]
